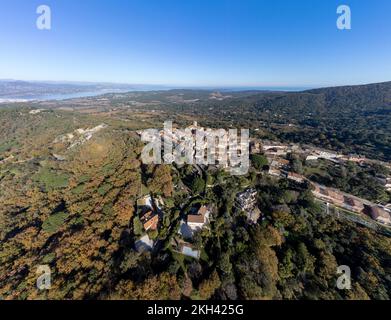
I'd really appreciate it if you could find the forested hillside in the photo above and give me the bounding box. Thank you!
[0,106,390,300]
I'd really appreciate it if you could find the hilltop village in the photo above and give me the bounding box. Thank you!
[125,122,391,269]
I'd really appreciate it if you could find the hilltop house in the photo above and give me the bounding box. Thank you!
[368,206,391,225]
[236,189,261,223]
[270,158,290,169]
[286,172,306,183]
[327,189,345,206]
[140,210,159,231]
[178,205,210,239]
[312,184,350,207]
[342,196,364,213]
[268,168,282,177]
[384,178,391,192]
[236,189,257,211]
[137,195,154,210]
[187,205,210,231]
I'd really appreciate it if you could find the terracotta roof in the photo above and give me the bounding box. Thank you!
[343,196,363,209]
[370,207,390,220]
[288,172,305,181]
[198,205,208,216]
[328,189,345,201]
[319,188,329,196]
[140,210,154,223]
[277,159,290,165]
[143,214,159,231]
[187,214,205,224]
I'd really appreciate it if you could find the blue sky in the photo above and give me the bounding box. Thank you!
[0,0,390,87]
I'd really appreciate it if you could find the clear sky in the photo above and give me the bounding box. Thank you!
[0,0,390,87]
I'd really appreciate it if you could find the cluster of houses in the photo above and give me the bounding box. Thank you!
[139,122,248,172]
[29,108,45,115]
[376,175,391,193]
[53,123,108,150]
[266,156,307,184]
[312,184,365,213]
[312,183,391,225]
[135,195,212,257]
[173,204,211,259]
[236,188,261,224]
[255,139,391,227]
[261,140,371,167]
[134,195,161,252]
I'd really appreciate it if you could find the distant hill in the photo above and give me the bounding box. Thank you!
[224,81,391,112]
[305,81,391,110]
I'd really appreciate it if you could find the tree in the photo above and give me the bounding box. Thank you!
[292,158,303,174]
[115,273,181,300]
[250,154,268,170]
[218,252,233,276]
[198,270,221,300]
[191,177,205,194]
[133,216,143,236]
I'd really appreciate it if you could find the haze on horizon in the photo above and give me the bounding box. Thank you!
[0,0,391,87]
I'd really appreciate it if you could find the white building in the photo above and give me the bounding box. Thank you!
[187,206,210,231]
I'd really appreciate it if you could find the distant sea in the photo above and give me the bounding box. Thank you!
[0,86,310,103]
[0,89,126,103]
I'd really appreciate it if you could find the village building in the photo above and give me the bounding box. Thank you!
[306,155,319,161]
[264,147,288,156]
[270,158,290,169]
[140,210,159,231]
[250,140,261,154]
[236,189,261,223]
[187,205,210,231]
[178,219,193,239]
[312,184,347,207]
[262,144,289,152]
[342,196,364,213]
[368,206,391,225]
[29,109,45,114]
[286,172,306,183]
[268,168,282,177]
[327,189,345,206]
[346,154,366,163]
[236,189,257,211]
[137,195,154,209]
[312,184,330,199]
